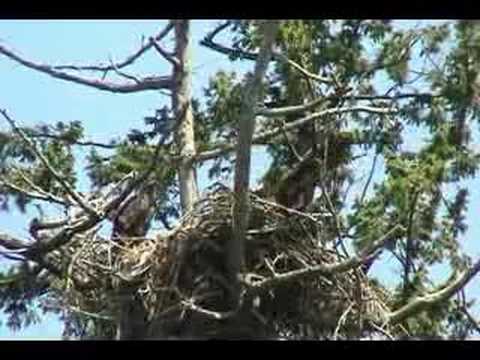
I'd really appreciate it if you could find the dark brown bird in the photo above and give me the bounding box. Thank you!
[112,182,156,239]
[274,156,316,210]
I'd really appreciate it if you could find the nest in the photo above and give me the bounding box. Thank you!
[54,185,408,339]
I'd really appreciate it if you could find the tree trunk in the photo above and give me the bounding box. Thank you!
[171,20,198,213]
[229,20,279,307]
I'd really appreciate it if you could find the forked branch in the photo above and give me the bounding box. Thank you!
[0,109,99,218]
[50,22,174,72]
[387,259,480,325]
[0,44,172,93]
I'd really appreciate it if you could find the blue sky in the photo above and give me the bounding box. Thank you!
[0,20,479,339]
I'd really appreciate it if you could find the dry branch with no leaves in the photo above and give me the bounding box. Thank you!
[0,44,172,94]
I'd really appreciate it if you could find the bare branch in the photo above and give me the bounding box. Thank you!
[230,21,280,295]
[149,37,179,68]
[0,179,70,206]
[180,299,237,320]
[251,192,330,223]
[201,21,333,84]
[107,56,142,84]
[257,97,326,117]
[460,307,480,334]
[65,306,114,321]
[3,126,114,151]
[387,258,480,325]
[200,21,258,60]
[0,43,172,93]
[0,109,99,218]
[51,22,174,72]
[25,131,117,149]
[244,224,404,295]
[272,50,333,84]
[259,92,441,118]
[195,105,397,163]
[0,232,30,251]
[359,153,379,205]
[15,168,74,206]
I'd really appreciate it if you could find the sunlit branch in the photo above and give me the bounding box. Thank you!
[195,105,397,163]
[0,44,172,94]
[51,22,174,72]
[0,179,70,206]
[244,224,404,294]
[387,258,480,325]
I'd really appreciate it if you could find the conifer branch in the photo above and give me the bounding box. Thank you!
[0,109,99,218]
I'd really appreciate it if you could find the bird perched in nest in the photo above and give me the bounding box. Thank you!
[111,182,157,240]
[259,148,317,211]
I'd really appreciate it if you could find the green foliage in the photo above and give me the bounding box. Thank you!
[0,121,80,212]
[3,19,480,339]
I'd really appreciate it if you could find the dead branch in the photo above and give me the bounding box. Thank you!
[244,224,404,295]
[0,43,172,93]
[259,92,441,118]
[195,105,397,163]
[24,131,117,149]
[51,22,174,72]
[0,232,31,251]
[201,21,332,84]
[149,37,179,68]
[272,50,333,84]
[0,179,70,206]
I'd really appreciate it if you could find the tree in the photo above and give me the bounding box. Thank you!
[1,19,480,339]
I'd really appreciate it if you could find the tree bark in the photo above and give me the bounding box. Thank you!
[229,20,279,306]
[171,20,198,213]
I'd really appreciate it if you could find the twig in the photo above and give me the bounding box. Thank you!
[14,168,75,206]
[180,299,237,320]
[201,21,333,84]
[272,50,333,84]
[370,322,395,340]
[108,56,142,84]
[0,44,172,93]
[251,192,330,225]
[0,179,70,206]
[279,119,303,161]
[47,304,114,321]
[245,224,404,294]
[0,232,30,251]
[259,93,441,118]
[460,307,480,334]
[359,153,379,205]
[51,22,174,72]
[4,129,117,149]
[149,37,179,68]
[333,303,354,339]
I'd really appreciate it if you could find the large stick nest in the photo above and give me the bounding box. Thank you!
[52,185,408,339]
